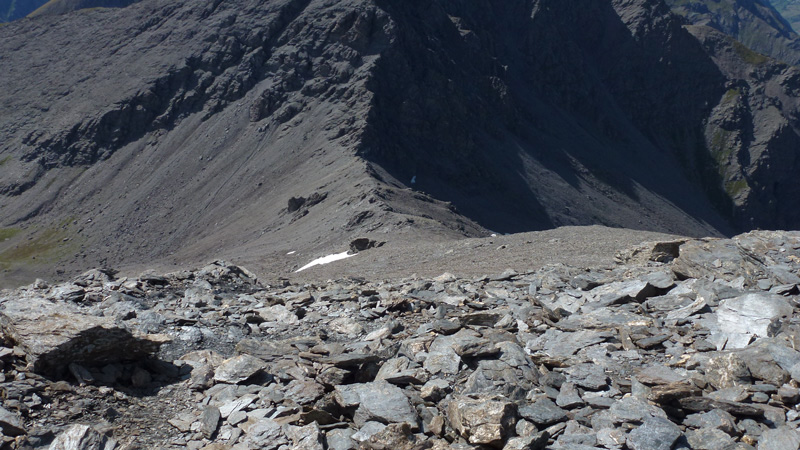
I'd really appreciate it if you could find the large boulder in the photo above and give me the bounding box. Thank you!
[0,297,168,375]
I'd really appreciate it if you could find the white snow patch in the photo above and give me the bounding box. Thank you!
[295,251,355,272]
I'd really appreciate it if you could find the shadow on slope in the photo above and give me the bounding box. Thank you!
[361,0,733,236]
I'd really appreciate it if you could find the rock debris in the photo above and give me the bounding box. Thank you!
[2,231,800,449]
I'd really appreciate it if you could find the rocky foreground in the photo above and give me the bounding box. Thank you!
[3,231,800,449]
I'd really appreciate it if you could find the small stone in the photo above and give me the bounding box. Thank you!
[242,418,288,449]
[352,422,386,442]
[757,426,800,450]
[49,424,116,450]
[626,416,682,450]
[705,353,752,389]
[555,382,583,409]
[219,395,257,418]
[329,317,365,337]
[685,427,737,450]
[201,406,220,439]
[285,422,324,450]
[326,428,356,450]
[213,354,267,384]
[0,406,25,436]
[502,432,549,450]
[420,378,450,402]
[683,409,737,435]
[448,395,517,448]
[518,398,566,427]
[131,367,152,387]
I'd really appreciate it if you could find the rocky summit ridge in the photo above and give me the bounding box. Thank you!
[2,0,800,286]
[2,230,800,449]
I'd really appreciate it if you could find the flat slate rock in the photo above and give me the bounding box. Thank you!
[678,397,765,417]
[626,416,682,450]
[335,381,418,427]
[519,398,567,426]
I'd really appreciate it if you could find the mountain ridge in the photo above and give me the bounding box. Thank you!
[1,0,799,286]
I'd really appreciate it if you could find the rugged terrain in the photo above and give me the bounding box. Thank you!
[769,0,800,33]
[2,0,800,286]
[3,228,800,449]
[667,0,800,65]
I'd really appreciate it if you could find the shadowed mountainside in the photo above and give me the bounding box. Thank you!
[1,0,800,286]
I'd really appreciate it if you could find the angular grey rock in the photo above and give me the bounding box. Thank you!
[0,406,25,437]
[212,354,267,384]
[503,433,549,450]
[626,416,682,450]
[0,297,168,375]
[447,395,517,448]
[609,397,668,423]
[556,382,583,409]
[285,422,324,450]
[672,239,760,283]
[683,409,737,435]
[326,428,356,450]
[360,422,419,450]
[351,422,387,443]
[565,363,609,390]
[420,378,450,402]
[284,378,326,405]
[334,381,418,427]
[686,427,738,450]
[423,333,463,375]
[738,347,791,386]
[518,398,566,427]
[716,294,792,349]
[49,424,116,450]
[243,418,288,450]
[678,397,764,417]
[256,304,299,326]
[757,426,800,450]
[705,353,752,389]
[201,406,220,439]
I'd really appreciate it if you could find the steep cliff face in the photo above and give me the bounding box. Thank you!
[0,0,799,284]
[690,25,800,229]
[666,0,800,64]
[769,0,800,32]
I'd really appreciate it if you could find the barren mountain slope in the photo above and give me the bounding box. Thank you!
[770,0,800,32]
[667,0,800,64]
[1,0,800,286]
